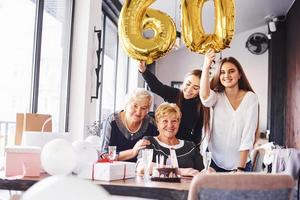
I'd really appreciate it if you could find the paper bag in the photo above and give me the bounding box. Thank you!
[15,113,52,145]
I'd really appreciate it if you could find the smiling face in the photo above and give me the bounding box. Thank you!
[157,113,180,140]
[125,98,150,123]
[182,75,200,99]
[155,103,181,141]
[219,62,241,89]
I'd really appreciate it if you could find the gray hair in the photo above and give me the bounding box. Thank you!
[124,88,153,108]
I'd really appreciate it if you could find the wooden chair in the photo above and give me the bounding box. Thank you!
[15,113,52,145]
[188,173,295,200]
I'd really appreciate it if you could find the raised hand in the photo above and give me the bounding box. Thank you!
[138,60,146,73]
[203,49,216,71]
[178,168,200,177]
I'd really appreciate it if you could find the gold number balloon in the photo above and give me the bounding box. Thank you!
[118,0,176,64]
[181,0,235,54]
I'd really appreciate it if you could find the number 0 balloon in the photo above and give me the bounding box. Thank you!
[181,0,235,54]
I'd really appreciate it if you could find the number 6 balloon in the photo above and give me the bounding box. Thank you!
[118,0,176,64]
[181,0,235,54]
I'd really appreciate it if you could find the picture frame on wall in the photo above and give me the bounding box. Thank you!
[171,81,183,89]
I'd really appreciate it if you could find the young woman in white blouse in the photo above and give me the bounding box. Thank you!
[199,49,259,172]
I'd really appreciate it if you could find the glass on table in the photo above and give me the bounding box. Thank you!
[202,151,212,170]
[108,146,117,162]
[142,149,153,180]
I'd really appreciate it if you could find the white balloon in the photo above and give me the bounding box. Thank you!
[85,135,102,150]
[21,175,110,200]
[41,139,77,175]
[72,140,98,174]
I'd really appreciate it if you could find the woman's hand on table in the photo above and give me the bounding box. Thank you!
[200,167,216,174]
[178,168,200,177]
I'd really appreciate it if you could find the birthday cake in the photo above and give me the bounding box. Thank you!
[151,167,181,182]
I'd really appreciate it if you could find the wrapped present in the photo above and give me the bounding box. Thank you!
[77,161,136,181]
[5,146,41,177]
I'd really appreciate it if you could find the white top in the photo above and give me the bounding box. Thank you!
[201,90,259,170]
[154,137,184,149]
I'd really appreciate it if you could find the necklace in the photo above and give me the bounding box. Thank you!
[123,113,143,134]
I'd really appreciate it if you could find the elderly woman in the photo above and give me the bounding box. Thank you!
[137,102,205,177]
[138,61,210,145]
[99,88,158,162]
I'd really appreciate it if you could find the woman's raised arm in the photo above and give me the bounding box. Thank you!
[199,49,215,100]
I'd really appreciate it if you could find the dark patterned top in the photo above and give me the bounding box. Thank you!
[99,111,158,162]
[143,137,204,171]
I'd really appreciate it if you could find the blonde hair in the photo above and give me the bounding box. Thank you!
[155,102,182,122]
[124,88,152,108]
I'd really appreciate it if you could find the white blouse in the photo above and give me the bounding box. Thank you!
[201,90,259,170]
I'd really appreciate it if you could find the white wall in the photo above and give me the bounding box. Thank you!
[154,25,269,132]
[68,0,102,141]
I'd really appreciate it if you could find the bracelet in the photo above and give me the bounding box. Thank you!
[232,167,246,172]
[237,167,246,171]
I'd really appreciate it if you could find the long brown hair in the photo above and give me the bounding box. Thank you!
[211,57,260,143]
[210,57,254,92]
[176,69,210,133]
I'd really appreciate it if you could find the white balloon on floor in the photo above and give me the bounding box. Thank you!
[41,139,77,175]
[21,175,110,200]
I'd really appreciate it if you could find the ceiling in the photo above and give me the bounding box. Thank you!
[119,0,295,34]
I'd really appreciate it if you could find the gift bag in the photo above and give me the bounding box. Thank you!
[15,113,52,145]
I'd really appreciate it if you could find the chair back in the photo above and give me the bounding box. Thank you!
[188,173,294,200]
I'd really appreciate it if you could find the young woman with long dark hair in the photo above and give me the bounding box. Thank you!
[138,61,210,145]
[200,49,259,172]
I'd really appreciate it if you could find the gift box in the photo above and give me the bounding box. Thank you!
[5,146,41,177]
[77,161,136,181]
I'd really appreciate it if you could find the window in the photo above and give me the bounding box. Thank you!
[38,0,73,131]
[0,0,73,157]
[99,15,118,120]
[95,0,144,123]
